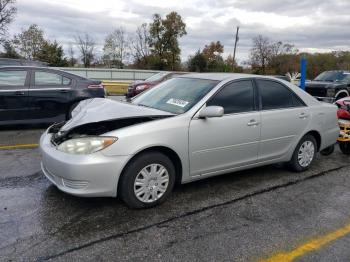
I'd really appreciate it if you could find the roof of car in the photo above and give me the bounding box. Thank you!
[177,73,273,81]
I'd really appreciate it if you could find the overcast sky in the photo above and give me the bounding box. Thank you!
[8,0,350,64]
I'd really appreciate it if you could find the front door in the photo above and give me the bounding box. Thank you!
[189,80,261,177]
[0,69,29,122]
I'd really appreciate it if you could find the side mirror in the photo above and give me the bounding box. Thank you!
[198,106,224,118]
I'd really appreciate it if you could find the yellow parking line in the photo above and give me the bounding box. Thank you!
[261,222,350,262]
[0,143,39,149]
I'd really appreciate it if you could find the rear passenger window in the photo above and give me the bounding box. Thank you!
[0,70,27,86]
[207,80,255,114]
[257,80,303,110]
[35,71,71,86]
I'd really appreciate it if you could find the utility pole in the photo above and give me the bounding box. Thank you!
[233,26,239,71]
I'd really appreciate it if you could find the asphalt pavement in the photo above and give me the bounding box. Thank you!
[1,141,350,261]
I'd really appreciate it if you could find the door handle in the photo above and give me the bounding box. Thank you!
[14,91,25,96]
[247,119,260,126]
[299,113,309,119]
[59,89,69,93]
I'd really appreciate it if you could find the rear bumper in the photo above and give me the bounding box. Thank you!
[40,131,131,197]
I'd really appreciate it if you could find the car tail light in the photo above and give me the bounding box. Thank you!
[88,84,104,89]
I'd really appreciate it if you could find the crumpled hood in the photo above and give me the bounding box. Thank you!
[61,98,173,131]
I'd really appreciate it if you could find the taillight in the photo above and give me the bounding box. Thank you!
[88,84,104,89]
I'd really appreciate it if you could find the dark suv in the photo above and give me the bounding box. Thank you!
[0,66,105,125]
[305,70,350,102]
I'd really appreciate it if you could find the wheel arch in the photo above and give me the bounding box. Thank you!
[304,130,322,152]
[335,89,349,100]
[118,146,183,192]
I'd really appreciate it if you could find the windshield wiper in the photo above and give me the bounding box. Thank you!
[137,103,155,109]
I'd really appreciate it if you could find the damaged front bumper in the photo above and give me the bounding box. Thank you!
[40,129,131,197]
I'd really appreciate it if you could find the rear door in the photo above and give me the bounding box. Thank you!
[0,68,29,122]
[28,69,73,122]
[256,79,309,161]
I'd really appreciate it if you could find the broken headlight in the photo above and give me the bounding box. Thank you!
[57,136,117,155]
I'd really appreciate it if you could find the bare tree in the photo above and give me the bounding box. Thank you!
[103,26,128,68]
[249,35,271,74]
[13,24,46,59]
[130,23,150,63]
[0,0,16,39]
[75,33,95,68]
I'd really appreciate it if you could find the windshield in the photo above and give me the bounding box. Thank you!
[314,71,350,82]
[132,78,219,114]
[145,72,169,82]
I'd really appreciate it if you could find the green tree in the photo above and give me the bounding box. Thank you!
[149,11,186,70]
[0,40,20,58]
[188,41,227,72]
[36,41,68,67]
[13,24,46,59]
[188,50,207,72]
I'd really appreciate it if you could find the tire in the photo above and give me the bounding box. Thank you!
[339,142,350,155]
[288,134,317,172]
[119,151,176,209]
[335,90,348,101]
[320,145,335,156]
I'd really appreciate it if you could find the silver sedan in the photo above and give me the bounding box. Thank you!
[40,74,339,208]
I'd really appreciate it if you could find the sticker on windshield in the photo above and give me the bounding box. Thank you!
[166,98,189,108]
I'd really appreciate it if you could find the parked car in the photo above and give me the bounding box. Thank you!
[40,73,339,208]
[126,71,186,98]
[305,70,350,102]
[0,66,105,125]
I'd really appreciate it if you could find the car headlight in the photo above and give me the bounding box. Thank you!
[136,84,149,91]
[57,136,117,155]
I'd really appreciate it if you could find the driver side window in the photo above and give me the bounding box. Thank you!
[207,80,255,114]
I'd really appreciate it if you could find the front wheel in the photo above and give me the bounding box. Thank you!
[119,151,176,209]
[288,135,317,172]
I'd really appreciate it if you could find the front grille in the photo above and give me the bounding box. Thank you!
[305,87,327,97]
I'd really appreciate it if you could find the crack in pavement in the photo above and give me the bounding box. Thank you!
[35,165,350,261]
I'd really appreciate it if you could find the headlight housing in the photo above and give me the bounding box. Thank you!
[57,136,117,155]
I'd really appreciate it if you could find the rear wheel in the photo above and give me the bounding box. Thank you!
[339,142,350,155]
[119,151,175,209]
[288,135,317,172]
